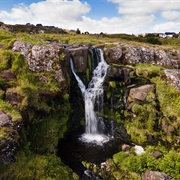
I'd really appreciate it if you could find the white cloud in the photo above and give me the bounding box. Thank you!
[108,0,180,16]
[107,0,180,33]
[161,10,180,21]
[0,0,91,27]
[152,21,180,32]
[0,0,180,34]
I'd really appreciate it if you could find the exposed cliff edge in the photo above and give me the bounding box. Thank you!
[12,40,180,89]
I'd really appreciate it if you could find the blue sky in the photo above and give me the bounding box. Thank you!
[0,0,180,34]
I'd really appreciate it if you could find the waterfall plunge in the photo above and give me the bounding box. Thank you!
[70,49,110,144]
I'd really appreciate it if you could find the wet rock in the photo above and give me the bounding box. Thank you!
[108,66,132,84]
[0,111,20,164]
[129,84,154,101]
[164,69,180,89]
[0,140,18,164]
[142,170,175,180]
[67,46,89,73]
[152,150,163,159]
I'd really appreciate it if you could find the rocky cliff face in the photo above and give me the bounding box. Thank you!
[12,41,180,90]
[0,40,179,180]
[105,43,180,68]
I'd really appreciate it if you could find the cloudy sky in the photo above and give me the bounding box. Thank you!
[0,0,180,34]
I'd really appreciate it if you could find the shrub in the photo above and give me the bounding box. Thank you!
[146,37,162,45]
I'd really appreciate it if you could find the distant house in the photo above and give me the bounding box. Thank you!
[159,33,166,38]
[36,24,43,27]
[159,32,175,38]
[165,32,175,38]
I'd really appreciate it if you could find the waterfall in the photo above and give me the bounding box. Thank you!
[70,49,110,144]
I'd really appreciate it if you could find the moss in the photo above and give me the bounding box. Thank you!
[109,81,116,88]
[113,151,128,165]
[0,50,14,70]
[152,77,180,120]
[0,99,21,123]
[29,101,71,154]
[135,63,164,79]
[0,152,77,180]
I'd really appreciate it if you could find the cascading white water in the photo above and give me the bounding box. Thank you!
[70,49,110,144]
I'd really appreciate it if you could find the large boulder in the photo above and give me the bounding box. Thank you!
[28,44,64,71]
[129,84,154,101]
[142,170,175,180]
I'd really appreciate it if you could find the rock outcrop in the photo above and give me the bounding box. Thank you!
[164,69,180,89]
[105,44,180,68]
[11,41,180,90]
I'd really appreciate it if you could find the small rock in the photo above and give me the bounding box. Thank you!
[134,145,145,155]
[122,144,131,152]
[0,111,12,127]
[152,150,163,159]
